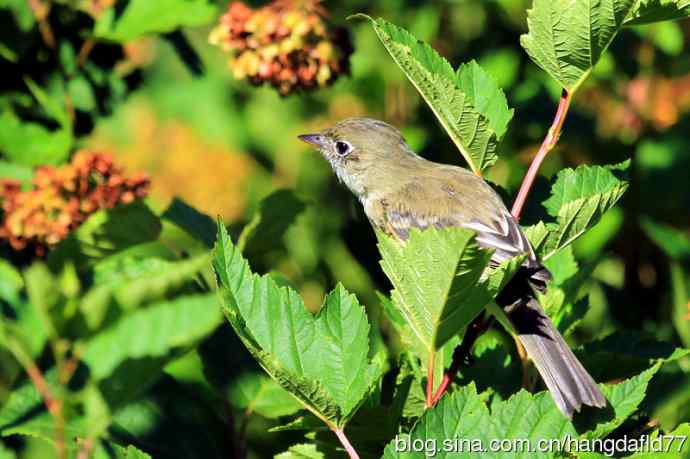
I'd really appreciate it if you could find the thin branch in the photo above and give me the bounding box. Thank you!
[513,336,533,390]
[76,437,94,459]
[511,89,572,220]
[333,427,360,459]
[77,38,96,68]
[26,0,55,49]
[20,358,65,459]
[430,314,492,406]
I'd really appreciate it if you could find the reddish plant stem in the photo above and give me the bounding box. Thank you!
[77,38,95,68]
[24,362,65,459]
[511,89,572,220]
[76,438,94,459]
[430,314,492,406]
[27,0,55,49]
[333,428,360,459]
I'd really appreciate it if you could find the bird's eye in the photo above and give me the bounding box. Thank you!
[334,140,352,156]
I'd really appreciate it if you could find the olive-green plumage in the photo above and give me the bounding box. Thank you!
[299,117,606,418]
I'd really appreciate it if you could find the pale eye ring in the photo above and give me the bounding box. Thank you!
[334,140,352,156]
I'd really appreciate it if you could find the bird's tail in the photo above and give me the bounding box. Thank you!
[497,269,607,418]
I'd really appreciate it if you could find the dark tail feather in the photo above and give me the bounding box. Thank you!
[507,295,607,418]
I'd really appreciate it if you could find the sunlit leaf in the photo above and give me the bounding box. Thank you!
[359,15,511,173]
[94,0,217,42]
[382,363,660,458]
[213,219,382,428]
[526,162,629,260]
[624,0,690,25]
[377,227,523,385]
[82,294,222,380]
[521,0,637,91]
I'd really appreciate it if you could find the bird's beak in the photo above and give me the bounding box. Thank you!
[298,133,328,148]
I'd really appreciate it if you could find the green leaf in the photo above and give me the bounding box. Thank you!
[237,189,306,254]
[640,217,690,260]
[214,222,381,427]
[527,162,629,260]
[542,246,578,286]
[81,252,211,328]
[213,220,382,428]
[82,294,222,380]
[229,372,302,419]
[161,198,217,248]
[0,259,22,304]
[456,60,514,139]
[670,261,690,348]
[582,362,662,439]
[0,110,71,167]
[377,227,521,359]
[624,0,690,25]
[520,0,637,91]
[579,331,688,382]
[94,0,217,42]
[358,15,511,174]
[275,443,337,459]
[382,365,661,458]
[48,202,162,270]
[0,79,73,166]
[625,423,690,458]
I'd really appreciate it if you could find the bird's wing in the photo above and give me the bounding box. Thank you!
[369,175,537,267]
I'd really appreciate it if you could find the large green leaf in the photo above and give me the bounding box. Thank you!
[624,0,690,25]
[520,0,637,91]
[359,16,511,174]
[82,294,221,380]
[378,228,522,361]
[382,363,660,458]
[213,219,382,428]
[526,162,629,261]
[94,0,217,42]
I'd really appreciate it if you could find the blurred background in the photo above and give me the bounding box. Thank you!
[3,0,690,457]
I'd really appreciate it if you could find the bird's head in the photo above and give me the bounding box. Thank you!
[298,117,418,198]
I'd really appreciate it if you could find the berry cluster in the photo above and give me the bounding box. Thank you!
[209,1,353,95]
[0,151,149,256]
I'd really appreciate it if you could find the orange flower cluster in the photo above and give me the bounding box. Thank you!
[209,0,352,95]
[0,151,149,255]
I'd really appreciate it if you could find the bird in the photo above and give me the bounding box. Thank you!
[298,117,606,418]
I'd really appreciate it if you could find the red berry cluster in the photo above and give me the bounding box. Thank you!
[209,0,353,95]
[0,150,149,256]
